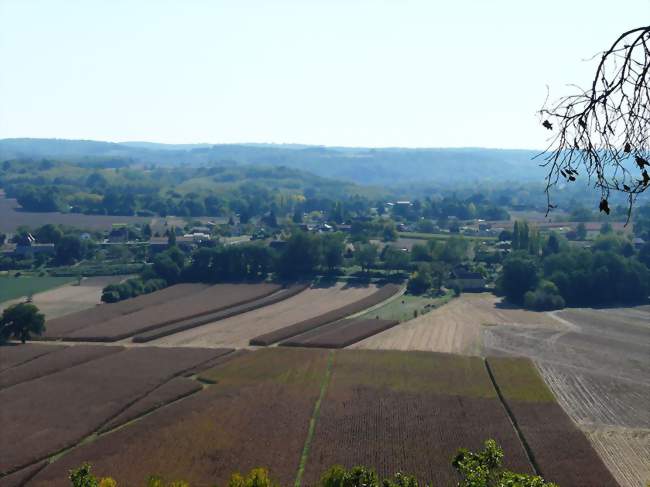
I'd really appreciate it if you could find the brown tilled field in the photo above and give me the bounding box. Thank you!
[0,276,127,320]
[61,283,282,341]
[28,349,330,487]
[43,283,209,339]
[352,293,560,355]
[281,318,399,348]
[250,284,400,346]
[484,304,650,487]
[148,282,380,348]
[0,345,231,475]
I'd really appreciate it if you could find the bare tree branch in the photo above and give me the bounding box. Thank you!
[538,26,650,221]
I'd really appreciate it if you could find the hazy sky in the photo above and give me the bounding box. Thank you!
[1,0,648,148]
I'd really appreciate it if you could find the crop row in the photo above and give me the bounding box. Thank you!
[43,283,208,339]
[0,346,232,475]
[249,284,400,346]
[61,283,282,342]
[281,318,398,348]
[132,283,309,342]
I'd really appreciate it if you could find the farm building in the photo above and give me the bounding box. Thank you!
[448,266,486,291]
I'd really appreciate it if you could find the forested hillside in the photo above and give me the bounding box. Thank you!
[0,138,545,186]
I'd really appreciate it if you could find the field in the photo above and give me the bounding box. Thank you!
[42,283,209,338]
[0,345,232,476]
[484,305,650,487]
[301,350,533,486]
[281,319,399,348]
[250,284,401,346]
[0,275,76,304]
[0,191,150,233]
[148,282,381,348]
[353,293,559,355]
[27,348,329,487]
[131,283,308,342]
[47,283,280,341]
[0,346,613,487]
[0,276,126,320]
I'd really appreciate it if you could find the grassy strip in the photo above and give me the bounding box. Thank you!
[484,359,540,476]
[294,351,335,487]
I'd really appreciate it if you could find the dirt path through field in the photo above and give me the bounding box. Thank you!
[351,293,560,355]
[148,282,379,348]
[0,276,127,319]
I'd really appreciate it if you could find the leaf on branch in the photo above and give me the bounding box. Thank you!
[643,170,650,186]
[568,175,576,181]
[623,184,631,191]
[624,142,632,153]
[578,118,587,129]
[599,199,610,214]
[542,120,553,130]
[636,156,648,169]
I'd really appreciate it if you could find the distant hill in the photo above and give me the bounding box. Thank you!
[0,138,545,187]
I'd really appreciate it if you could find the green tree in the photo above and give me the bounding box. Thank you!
[576,222,587,240]
[452,439,557,487]
[498,252,539,305]
[355,243,378,274]
[35,224,63,244]
[55,235,86,265]
[407,263,432,294]
[320,233,345,272]
[600,222,613,235]
[0,303,45,344]
[382,246,410,273]
[382,223,398,242]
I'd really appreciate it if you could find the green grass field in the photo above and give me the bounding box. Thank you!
[0,275,75,303]
[486,357,555,402]
[357,291,453,322]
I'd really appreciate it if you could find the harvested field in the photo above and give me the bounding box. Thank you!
[586,427,650,487]
[302,350,533,486]
[62,283,282,341]
[132,283,308,343]
[484,304,650,487]
[0,346,230,475]
[0,343,64,372]
[487,357,619,487]
[353,293,559,355]
[99,377,203,433]
[29,349,330,487]
[149,282,379,348]
[0,345,122,389]
[43,283,209,339]
[281,319,399,348]
[0,276,127,320]
[250,284,400,346]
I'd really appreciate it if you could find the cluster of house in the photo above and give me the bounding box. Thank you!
[1,233,55,258]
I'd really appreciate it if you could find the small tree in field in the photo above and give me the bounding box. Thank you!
[0,302,45,344]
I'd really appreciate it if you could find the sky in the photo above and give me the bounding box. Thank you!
[1,0,648,149]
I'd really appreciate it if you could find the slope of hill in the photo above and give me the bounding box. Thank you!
[0,138,544,187]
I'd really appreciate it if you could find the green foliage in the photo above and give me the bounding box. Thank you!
[68,463,117,487]
[523,280,565,311]
[227,468,278,487]
[355,243,378,274]
[497,252,539,305]
[0,302,45,344]
[407,264,433,294]
[452,439,557,487]
[101,278,166,303]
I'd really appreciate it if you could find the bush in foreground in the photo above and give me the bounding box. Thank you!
[69,440,557,487]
